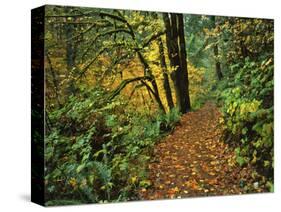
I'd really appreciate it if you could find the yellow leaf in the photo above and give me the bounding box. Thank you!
[209,172,216,176]
[130,176,138,184]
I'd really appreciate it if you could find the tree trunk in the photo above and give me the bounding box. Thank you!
[157,37,174,110]
[163,13,181,109]
[213,44,223,80]
[177,14,191,112]
[65,21,75,71]
[137,51,166,113]
[65,16,77,95]
[211,16,223,80]
[163,13,191,113]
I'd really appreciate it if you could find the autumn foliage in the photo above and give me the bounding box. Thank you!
[36,5,274,205]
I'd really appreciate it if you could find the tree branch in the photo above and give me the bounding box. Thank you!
[45,11,96,18]
[140,80,156,97]
[109,76,152,100]
[143,30,166,48]
[77,42,127,80]
[80,29,132,60]
[76,47,108,80]
[100,11,136,39]
[128,84,146,101]
[64,21,113,43]
[93,28,133,43]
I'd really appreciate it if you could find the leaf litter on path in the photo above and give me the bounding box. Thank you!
[138,102,265,200]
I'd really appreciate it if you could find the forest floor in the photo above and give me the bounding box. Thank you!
[138,102,264,200]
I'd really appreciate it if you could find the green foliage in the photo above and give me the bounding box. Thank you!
[157,107,181,131]
[45,86,180,203]
[218,57,273,188]
[42,6,274,202]
[216,19,274,188]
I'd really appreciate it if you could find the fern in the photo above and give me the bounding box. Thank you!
[157,108,181,131]
[91,161,112,184]
[91,161,113,200]
[166,108,181,126]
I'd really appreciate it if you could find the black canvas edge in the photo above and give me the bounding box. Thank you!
[31,5,45,206]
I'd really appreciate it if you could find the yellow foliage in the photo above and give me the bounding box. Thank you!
[240,100,261,115]
[130,176,138,184]
[69,177,77,188]
[188,63,206,105]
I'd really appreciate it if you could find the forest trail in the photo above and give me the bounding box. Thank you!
[139,102,255,200]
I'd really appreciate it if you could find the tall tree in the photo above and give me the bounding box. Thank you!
[163,13,191,113]
[157,37,174,110]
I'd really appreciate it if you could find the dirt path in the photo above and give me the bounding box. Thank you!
[139,102,260,200]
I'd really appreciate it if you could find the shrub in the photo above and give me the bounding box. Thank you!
[45,86,181,204]
[218,57,273,189]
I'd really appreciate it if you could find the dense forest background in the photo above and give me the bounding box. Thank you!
[42,5,273,205]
